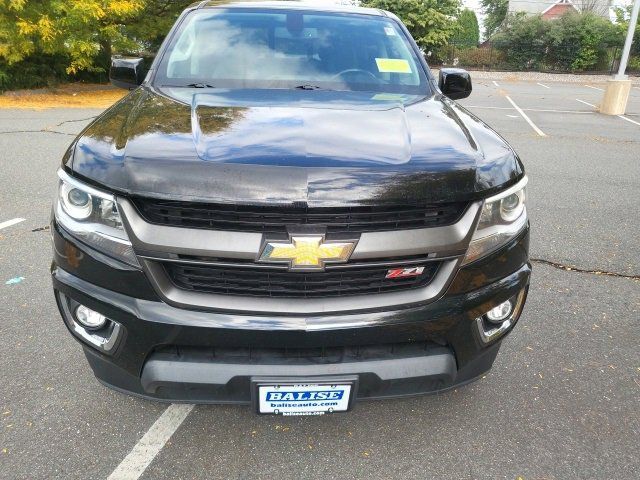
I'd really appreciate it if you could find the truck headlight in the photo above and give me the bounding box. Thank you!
[55,169,139,267]
[463,176,528,265]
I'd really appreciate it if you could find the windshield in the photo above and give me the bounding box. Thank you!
[154,9,429,95]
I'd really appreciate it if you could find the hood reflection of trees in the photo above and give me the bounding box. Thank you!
[85,90,246,146]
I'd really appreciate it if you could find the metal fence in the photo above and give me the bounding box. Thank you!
[429,43,640,76]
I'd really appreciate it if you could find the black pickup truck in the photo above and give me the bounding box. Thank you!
[51,1,530,415]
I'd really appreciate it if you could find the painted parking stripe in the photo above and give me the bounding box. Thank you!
[467,105,593,114]
[537,82,550,89]
[466,105,512,110]
[0,218,25,230]
[574,99,640,125]
[617,115,640,127]
[526,108,593,114]
[576,99,597,109]
[492,80,500,87]
[584,84,604,91]
[107,404,194,480]
[505,96,546,137]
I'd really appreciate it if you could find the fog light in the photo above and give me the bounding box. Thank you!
[75,305,107,329]
[485,300,513,324]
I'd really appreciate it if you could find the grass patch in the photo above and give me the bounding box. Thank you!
[0,84,126,109]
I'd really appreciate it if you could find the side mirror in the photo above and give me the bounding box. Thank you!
[438,68,472,100]
[109,56,146,89]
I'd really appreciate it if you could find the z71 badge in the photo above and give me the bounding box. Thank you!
[385,266,425,279]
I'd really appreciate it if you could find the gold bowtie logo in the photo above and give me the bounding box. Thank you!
[258,235,357,270]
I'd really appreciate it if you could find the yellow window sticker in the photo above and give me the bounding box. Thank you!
[375,58,412,74]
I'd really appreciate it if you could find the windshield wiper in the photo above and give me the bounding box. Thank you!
[162,83,216,88]
[185,83,216,88]
[294,84,326,90]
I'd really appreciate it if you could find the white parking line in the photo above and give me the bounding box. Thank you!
[107,404,194,480]
[633,86,640,90]
[530,108,593,114]
[492,81,500,87]
[504,96,546,137]
[467,105,593,114]
[537,82,550,89]
[466,105,512,110]
[0,218,25,230]
[576,99,597,109]
[584,84,604,91]
[574,99,639,125]
[617,115,640,127]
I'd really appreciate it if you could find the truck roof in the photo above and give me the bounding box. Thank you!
[191,1,386,17]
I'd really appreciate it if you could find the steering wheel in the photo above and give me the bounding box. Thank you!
[330,69,380,83]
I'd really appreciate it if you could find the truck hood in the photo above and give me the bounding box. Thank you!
[68,87,523,206]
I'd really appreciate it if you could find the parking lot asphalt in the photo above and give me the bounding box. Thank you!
[0,80,638,480]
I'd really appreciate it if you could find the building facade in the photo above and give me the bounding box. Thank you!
[508,0,612,20]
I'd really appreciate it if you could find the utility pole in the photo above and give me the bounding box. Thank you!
[616,0,640,80]
[601,0,639,115]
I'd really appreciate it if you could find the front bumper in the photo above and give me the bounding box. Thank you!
[52,222,530,404]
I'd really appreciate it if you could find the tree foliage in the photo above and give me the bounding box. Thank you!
[492,13,548,69]
[451,8,479,46]
[493,12,621,72]
[124,0,194,53]
[361,0,461,51]
[0,1,145,74]
[480,0,507,39]
[0,0,192,89]
[613,5,640,56]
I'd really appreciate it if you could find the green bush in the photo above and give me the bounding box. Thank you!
[628,56,640,72]
[0,70,9,91]
[0,56,72,92]
[492,12,622,72]
[492,14,551,71]
[548,12,620,71]
[456,47,506,68]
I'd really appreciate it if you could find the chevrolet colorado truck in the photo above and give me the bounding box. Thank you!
[52,1,530,415]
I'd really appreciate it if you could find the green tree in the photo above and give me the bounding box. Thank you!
[0,0,195,90]
[492,14,551,70]
[480,0,507,39]
[0,1,145,74]
[613,5,640,55]
[493,12,620,72]
[0,1,194,75]
[125,0,194,53]
[361,0,461,51]
[452,8,480,46]
[548,12,620,71]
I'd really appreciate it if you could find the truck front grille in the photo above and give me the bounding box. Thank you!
[153,341,448,364]
[131,198,468,235]
[163,261,440,298]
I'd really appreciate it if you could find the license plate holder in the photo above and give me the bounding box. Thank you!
[251,376,358,416]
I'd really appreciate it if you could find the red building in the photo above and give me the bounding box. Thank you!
[541,0,579,20]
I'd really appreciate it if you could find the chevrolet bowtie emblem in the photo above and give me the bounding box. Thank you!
[258,235,357,270]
